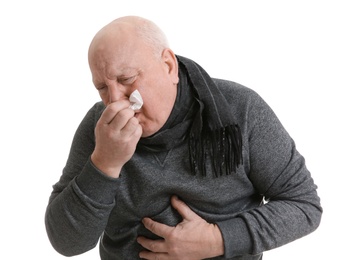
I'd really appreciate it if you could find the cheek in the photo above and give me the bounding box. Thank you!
[140,101,160,123]
[137,75,177,135]
[141,97,175,133]
[141,89,169,119]
[138,100,166,137]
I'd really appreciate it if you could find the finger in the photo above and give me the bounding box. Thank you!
[137,236,167,253]
[139,250,168,260]
[109,108,136,130]
[121,116,140,136]
[142,217,173,238]
[171,196,197,221]
[100,100,131,125]
[133,121,143,138]
[119,117,142,145]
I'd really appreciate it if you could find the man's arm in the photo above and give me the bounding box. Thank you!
[45,100,141,256]
[214,88,322,257]
[45,103,116,256]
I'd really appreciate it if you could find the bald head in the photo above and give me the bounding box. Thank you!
[88,16,169,62]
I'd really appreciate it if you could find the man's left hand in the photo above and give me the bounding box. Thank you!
[137,196,224,260]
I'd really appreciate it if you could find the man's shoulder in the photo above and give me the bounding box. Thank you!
[83,101,105,122]
[212,78,259,102]
[91,101,106,113]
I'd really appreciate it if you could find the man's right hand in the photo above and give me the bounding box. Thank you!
[91,100,143,178]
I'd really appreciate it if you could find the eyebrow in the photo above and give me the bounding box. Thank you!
[116,67,138,76]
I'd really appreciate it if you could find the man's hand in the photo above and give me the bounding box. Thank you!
[137,196,224,260]
[91,100,142,178]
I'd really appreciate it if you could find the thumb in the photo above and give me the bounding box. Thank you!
[171,195,197,221]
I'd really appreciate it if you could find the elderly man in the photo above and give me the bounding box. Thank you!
[45,16,322,259]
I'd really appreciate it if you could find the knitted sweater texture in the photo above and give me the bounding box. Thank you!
[45,79,322,259]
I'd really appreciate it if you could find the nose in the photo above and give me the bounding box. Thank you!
[107,83,127,105]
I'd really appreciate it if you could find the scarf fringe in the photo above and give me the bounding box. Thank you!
[189,124,243,177]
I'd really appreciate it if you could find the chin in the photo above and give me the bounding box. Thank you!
[141,127,157,138]
[139,120,161,138]
[141,131,152,138]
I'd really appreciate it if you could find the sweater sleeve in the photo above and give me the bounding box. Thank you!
[217,87,322,258]
[45,102,119,256]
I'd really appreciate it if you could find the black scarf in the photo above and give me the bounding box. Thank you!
[137,55,242,177]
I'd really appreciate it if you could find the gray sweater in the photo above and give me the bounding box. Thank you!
[45,80,322,259]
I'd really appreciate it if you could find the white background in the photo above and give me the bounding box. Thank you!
[1,0,346,259]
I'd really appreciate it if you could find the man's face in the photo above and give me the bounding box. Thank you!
[88,32,178,138]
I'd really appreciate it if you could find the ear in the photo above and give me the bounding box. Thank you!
[161,48,179,84]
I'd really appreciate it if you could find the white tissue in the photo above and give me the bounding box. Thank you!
[129,89,143,110]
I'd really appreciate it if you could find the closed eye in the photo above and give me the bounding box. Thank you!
[96,85,107,92]
[118,75,137,85]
